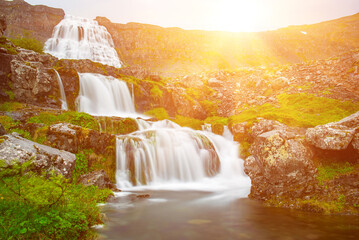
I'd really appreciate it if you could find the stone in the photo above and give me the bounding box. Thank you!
[0,133,76,178]
[0,123,6,135]
[306,124,355,150]
[78,170,116,190]
[251,119,288,138]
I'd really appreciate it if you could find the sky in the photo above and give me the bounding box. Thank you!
[24,0,359,32]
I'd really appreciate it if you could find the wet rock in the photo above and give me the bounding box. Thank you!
[136,194,150,199]
[78,170,117,190]
[0,133,75,178]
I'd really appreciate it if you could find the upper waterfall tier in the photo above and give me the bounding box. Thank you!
[44,15,122,68]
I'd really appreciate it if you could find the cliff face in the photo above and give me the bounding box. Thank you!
[0,0,64,42]
[96,13,359,75]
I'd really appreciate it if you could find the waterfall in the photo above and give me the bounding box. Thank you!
[44,15,122,68]
[53,69,68,110]
[45,14,251,195]
[116,120,251,191]
[77,73,140,117]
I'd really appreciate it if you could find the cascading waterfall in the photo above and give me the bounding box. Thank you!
[77,73,139,117]
[45,14,250,195]
[116,120,251,192]
[44,15,122,68]
[53,69,68,110]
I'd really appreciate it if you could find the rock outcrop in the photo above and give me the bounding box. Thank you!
[244,119,316,201]
[47,122,116,154]
[0,132,76,178]
[0,0,64,42]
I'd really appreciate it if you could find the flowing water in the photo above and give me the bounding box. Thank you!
[53,69,68,110]
[44,15,122,68]
[46,15,359,240]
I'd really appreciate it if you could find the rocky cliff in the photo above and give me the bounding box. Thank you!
[0,0,64,42]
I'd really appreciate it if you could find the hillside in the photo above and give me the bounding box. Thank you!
[1,0,358,75]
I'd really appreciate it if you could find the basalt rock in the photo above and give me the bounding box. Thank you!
[0,132,76,178]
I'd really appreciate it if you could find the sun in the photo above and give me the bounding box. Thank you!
[212,0,263,32]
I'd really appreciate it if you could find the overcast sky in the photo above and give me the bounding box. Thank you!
[25,0,359,32]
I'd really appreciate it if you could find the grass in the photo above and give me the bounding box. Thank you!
[229,93,359,128]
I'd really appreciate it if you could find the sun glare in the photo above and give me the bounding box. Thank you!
[212,0,263,32]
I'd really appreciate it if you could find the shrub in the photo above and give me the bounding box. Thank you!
[10,33,44,54]
[0,160,112,239]
[173,115,203,130]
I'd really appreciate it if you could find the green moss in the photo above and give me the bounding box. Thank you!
[204,116,228,125]
[173,115,203,130]
[317,163,355,185]
[230,93,359,128]
[27,111,99,131]
[5,91,15,100]
[144,108,170,120]
[200,100,218,117]
[0,116,20,132]
[150,85,163,100]
[0,102,26,112]
[0,36,18,55]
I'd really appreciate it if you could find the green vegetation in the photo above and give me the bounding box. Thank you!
[173,115,203,130]
[144,107,170,120]
[0,36,18,55]
[0,116,19,132]
[0,160,112,239]
[230,93,359,128]
[150,85,163,100]
[0,102,26,112]
[10,33,44,54]
[317,163,355,185]
[299,195,347,215]
[28,111,99,131]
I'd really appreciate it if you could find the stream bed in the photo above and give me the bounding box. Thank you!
[97,190,359,240]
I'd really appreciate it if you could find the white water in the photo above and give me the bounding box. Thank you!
[53,70,68,110]
[44,15,122,68]
[45,14,250,197]
[116,120,251,193]
[77,73,146,118]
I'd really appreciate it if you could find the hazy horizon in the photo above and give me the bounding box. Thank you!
[24,0,359,32]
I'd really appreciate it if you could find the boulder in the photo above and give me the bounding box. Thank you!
[245,128,316,201]
[306,111,359,151]
[0,133,76,178]
[306,124,355,150]
[47,122,116,154]
[251,119,288,138]
[78,170,117,190]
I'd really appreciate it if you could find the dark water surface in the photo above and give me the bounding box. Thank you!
[97,190,359,240]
